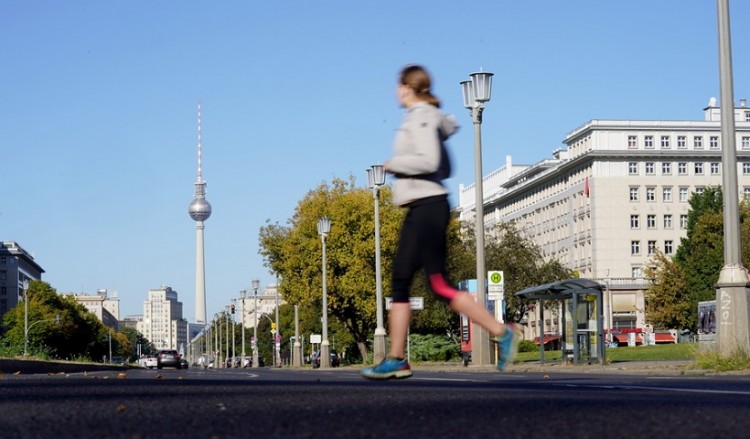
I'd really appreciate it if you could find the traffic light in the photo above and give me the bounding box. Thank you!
[231,304,235,314]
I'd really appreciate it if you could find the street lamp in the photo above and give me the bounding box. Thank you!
[215,312,222,368]
[252,278,260,368]
[293,304,302,367]
[225,306,231,367]
[22,279,29,356]
[460,69,494,366]
[317,216,332,368]
[231,299,237,367]
[239,290,247,367]
[368,164,387,363]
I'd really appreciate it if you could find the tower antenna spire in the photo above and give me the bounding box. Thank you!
[189,100,212,325]
[197,100,203,183]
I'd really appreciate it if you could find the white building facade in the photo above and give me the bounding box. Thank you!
[458,99,750,338]
[137,286,188,351]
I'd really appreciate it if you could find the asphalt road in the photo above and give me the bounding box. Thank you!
[1,363,749,439]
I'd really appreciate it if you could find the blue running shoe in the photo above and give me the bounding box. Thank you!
[361,357,412,380]
[495,324,520,371]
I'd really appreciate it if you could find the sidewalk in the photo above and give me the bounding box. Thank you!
[411,359,716,376]
[0,358,127,375]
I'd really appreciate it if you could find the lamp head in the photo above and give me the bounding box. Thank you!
[317,216,331,235]
[469,71,493,103]
[370,164,386,186]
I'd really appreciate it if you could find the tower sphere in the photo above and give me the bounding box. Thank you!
[189,198,212,221]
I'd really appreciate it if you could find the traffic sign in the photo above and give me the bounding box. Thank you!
[488,270,504,301]
[385,297,424,310]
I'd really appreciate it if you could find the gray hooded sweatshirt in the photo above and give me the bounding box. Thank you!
[388,102,459,206]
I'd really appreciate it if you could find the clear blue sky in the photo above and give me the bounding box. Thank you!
[3,1,749,320]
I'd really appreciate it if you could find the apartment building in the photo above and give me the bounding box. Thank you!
[137,286,188,351]
[70,289,120,330]
[457,99,750,337]
[0,241,45,321]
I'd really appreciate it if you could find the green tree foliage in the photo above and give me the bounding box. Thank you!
[259,177,404,360]
[120,326,153,360]
[484,221,575,323]
[1,280,124,361]
[647,187,750,332]
[674,186,724,306]
[644,251,692,330]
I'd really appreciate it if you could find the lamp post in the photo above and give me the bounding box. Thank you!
[460,70,494,366]
[252,278,260,368]
[231,299,237,367]
[317,216,332,368]
[293,304,302,366]
[368,164,387,363]
[216,312,222,368]
[225,306,231,367]
[274,285,281,367]
[22,279,29,356]
[715,0,750,356]
[239,290,247,367]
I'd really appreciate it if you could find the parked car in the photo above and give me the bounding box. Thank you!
[110,356,125,365]
[142,357,158,369]
[156,349,182,369]
[312,349,340,368]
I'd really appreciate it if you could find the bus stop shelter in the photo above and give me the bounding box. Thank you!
[515,278,605,365]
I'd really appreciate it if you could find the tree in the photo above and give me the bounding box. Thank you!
[259,177,404,360]
[674,186,724,307]
[483,221,575,323]
[1,280,122,361]
[644,251,692,330]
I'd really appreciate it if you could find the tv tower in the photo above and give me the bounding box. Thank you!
[188,101,212,324]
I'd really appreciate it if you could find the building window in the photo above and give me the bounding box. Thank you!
[695,186,705,194]
[663,187,672,202]
[647,214,656,229]
[746,111,750,122]
[744,187,750,200]
[710,162,720,175]
[679,187,690,202]
[710,136,719,149]
[644,136,654,149]
[678,162,687,175]
[0,271,5,281]
[630,215,640,229]
[664,214,673,229]
[629,162,638,175]
[694,136,703,149]
[632,267,643,278]
[665,240,674,255]
[680,214,688,229]
[662,162,671,175]
[646,187,656,202]
[661,135,671,149]
[648,240,657,255]
[628,135,638,148]
[695,162,704,175]
[629,187,639,201]
[743,163,750,175]
[0,286,5,296]
[677,136,687,149]
[645,162,655,174]
[631,241,641,256]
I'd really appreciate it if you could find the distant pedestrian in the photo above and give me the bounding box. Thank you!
[361,64,519,380]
